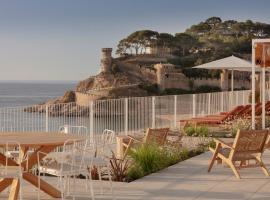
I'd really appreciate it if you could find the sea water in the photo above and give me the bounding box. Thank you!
[0,81,76,107]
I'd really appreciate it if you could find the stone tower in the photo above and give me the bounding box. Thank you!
[100,48,113,72]
[154,63,175,90]
[155,64,166,90]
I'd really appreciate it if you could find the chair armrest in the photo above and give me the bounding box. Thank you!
[127,135,144,143]
[213,138,233,149]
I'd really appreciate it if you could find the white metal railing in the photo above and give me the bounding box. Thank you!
[0,90,265,137]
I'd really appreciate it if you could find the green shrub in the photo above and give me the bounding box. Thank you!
[197,126,209,137]
[185,126,196,136]
[178,148,189,161]
[126,143,208,181]
[129,144,166,174]
[126,166,144,180]
[208,139,216,149]
[184,125,209,137]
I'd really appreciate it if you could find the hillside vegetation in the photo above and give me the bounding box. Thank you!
[116,17,270,78]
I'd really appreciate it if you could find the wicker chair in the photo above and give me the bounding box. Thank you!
[122,128,169,158]
[208,129,269,179]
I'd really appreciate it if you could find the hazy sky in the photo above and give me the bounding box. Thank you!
[0,0,270,81]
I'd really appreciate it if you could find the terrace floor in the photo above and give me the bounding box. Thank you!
[1,150,270,200]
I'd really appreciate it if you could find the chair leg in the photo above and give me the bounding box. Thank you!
[227,161,241,179]
[88,173,95,200]
[107,163,115,200]
[38,170,41,200]
[97,166,104,195]
[19,176,23,200]
[208,143,221,172]
[255,156,270,176]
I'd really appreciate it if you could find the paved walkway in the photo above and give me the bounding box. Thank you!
[1,151,270,200]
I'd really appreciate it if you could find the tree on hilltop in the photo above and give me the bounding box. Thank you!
[116,30,158,55]
[175,33,198,56]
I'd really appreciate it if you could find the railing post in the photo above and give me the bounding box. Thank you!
[221,92,224,112]
[124,98,128,135]
[45,104,49,132]
[236,90,239,105]
[89,101,94,143]
[192,94,196,118]
[208,93,211,115]
[152,96,156,128]
[229,91,231,110]
[174,95,177,128]
[243,90,247,105]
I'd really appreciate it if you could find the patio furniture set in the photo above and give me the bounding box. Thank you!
[1,123,270,200]
[0,126,116,200]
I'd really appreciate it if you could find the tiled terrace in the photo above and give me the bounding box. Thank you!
[1,151,270,200]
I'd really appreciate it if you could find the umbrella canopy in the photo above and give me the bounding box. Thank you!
[193,55,266,72]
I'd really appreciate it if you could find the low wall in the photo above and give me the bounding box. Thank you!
[162,73,190,90]
[192,78,220,88]
[192,78,250,90]
[75,92,102,106]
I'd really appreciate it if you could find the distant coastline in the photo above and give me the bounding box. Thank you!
[0,80,78,84]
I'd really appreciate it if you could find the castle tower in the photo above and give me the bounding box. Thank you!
[155,64,165,90]
[154,63,173,90]
[100,48,113,72]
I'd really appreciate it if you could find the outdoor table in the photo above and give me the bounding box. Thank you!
[0,132,86,200]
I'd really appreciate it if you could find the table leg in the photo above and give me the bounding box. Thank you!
[116,136,124,159]
[23,172,61,198]
[0,178,13,192]
[8,179,20,200]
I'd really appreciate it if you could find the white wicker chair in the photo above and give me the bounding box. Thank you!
[37,139,95,200]
[91,129,116,199]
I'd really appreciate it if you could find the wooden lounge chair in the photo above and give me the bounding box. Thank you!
[208,129,269,179]
[180,105,245,128]
[122,128,169,158]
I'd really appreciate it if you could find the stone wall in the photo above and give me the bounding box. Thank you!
[192,78,220,88]
[191,78,250,90]
[75,92,102,106]
[161,73,190,90]
[114,58,251,91]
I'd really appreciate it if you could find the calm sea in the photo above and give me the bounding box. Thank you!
[0,82,76,107]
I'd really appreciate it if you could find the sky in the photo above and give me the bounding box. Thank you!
[0,0,270,81]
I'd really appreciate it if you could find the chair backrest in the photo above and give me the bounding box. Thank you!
[144,128,169,145]
[101,129,116,144]
[59,125,88,137]
[255,101,270,115]
[222,105,244,121]
[57,125,89,152]
[230,129,269,160]
[243,103,261,116]
[61,139,90,171]
[235,105,251,118]
[95,129,116,157]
